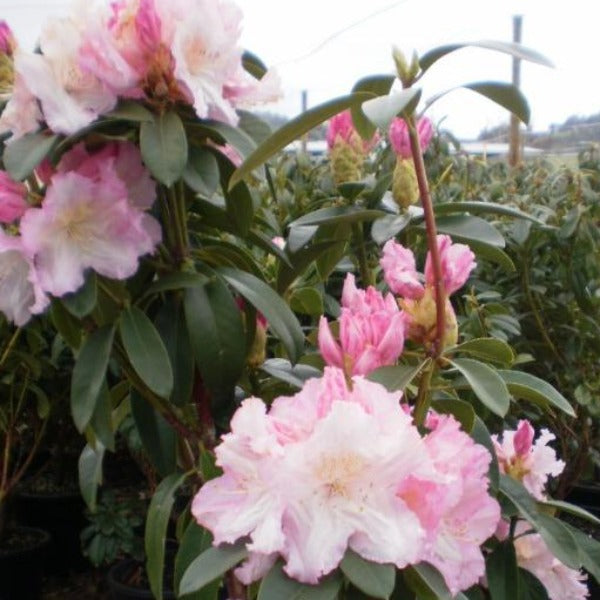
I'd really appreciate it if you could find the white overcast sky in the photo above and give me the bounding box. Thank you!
[1,0,599,139]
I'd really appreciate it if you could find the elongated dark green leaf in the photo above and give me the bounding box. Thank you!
[361,88,422,131]
[237,110,272,145]
[261,358,322,389]
[88,382,115,452]
[51,300,81,349]
[218,267,305,364]
[448,338,514,366]
[130,389,176,477]
[417,214,505,248]
[4,132,59,180]
[371,213,412,244]
[367,360,430,392]
[563,522,600,583]
[179,542,248,596]
[434,201,546,225]
[201,120,257,160]
[142,272,210,298]
[242,50,267,79]
[78,442,105,511]
[471,416,499,491]
[140,110,188,185]
[465,82,530,124]
[404,563,468,600]
[450,358,510,416]
[540,499,600,527]
[419,41,554,74]
[290,287,324,316]
[277,241,338,293]
[431,398,476,432]
[351,74,396,139]
[105,100,153,122]
[497,370,575,417]
[229,92,374,187]
[146,472,188,600]
[184,147,220,197]
[183,276,245,394]
[288,225,319,253]
[71,325,115,432]
[258,562,342,600]
[155,298,194,406]
[120,306,174,399]
[517,568,549,600]
[499,475,580,569]
[290,206,385,229]
[315,222,351,280]
[175,522,220,600]
[62,272,97,318]
[468,241,515,272]
[486,542,519,600]
[340,550,395,599]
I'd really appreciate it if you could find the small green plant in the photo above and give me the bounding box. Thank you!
[80,489,145,568]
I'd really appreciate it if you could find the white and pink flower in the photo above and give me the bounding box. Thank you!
[0,171,28,223]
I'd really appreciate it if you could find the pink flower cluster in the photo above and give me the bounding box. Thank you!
[388,116,433,158]
[0,142,160,325]
[192,367,499,592]
[0,0,280,140]
[326,110,378,153]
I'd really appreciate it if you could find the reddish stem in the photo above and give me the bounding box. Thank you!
[406,117,446,357]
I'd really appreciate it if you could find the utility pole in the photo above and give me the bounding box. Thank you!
[508,15,522,166]
[301,90,308,153]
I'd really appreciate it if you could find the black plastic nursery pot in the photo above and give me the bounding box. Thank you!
[16,486,87,575]
[107,558,175,600]
[0,526,50,600]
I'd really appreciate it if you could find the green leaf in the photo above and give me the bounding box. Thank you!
[175,523,220,600]
[184,147,220,197]
[154,298,194,407]
[142,272,209,298]
[471,416,499,491]
[140,110,188,186]
[105,100,153,122]
[71,325,115,432]
[315,223,351,280]
[217,267,305,364]
[419,41,554,74]
[450,358,510,417]
[499,475,580,569]
[289,287,324,316]
[468,241,515,272]
[463,82,530,124]
[497,370,575,417]
[229,92,374,187]
[237,110,273,145]
[78,442,105,512]
[430,398,476,432]
[340,550,395,599]
[563,522,600,583]
[146,472,188,600]
[290,207,385,229]
[183,275,245,395]
[261,358,322,389]
[88,382,115,452]
[540,499,600,527]
[517,568,549,600]
[371,213,412,245]
[130,389,176,477]
[486,542,519,600]
[258,562,342,600]
[404,563,468,600]
[448,338,514,366]
[62,272,97,318]
[417,214,505,248]
[51,300,81,349]
[119,306,174,399]
[277,241,338,294]
[361,88,422,131]
[433,201,546,225]
[200,120,257,160]
[350,74,396,139]
[242,50,268,79]
[179,542,248,596]
[4,132,59,180]
[367,360,431,392]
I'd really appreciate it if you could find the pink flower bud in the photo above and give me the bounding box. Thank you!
[425,235,476,296]
[388,116,434,159]
[513,420,535,456]
[0,21,16,56]
[326,110,378,151]
[380,240,424,299]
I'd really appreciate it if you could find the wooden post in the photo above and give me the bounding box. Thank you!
[301,90,308,153]
[508,15,522,166]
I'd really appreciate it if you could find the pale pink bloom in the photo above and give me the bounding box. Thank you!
[206,140,242,168]
[0,231,48,325]
[493,420,565,500]
[234,552,278,585]
[223,68,282,112]
[56,142,156,209]
[380,239,424,299]
[0,21,15,55]
[0,171,28,223]
[388,117,433,159]
[20,169,161,297]
[0,70,42,141]
[398,414,500,595]
[318,274,406,375]
[513,521,588,600]
[271,236,285,250]
[15,15,117,135]
[425,234,476,295]
[326,110,378,152]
